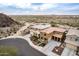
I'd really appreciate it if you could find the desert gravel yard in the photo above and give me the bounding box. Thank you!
[0,38,46,56]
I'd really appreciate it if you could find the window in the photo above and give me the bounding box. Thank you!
[44,33,46,36]
[58,38,60,41]
[75,37,79,41]
[55,37,57,40]
[52,36,54,39]
[44,38,47,40]
[38,34,40,38]
[76,47,79,56]
[75,38,78,41]
[41,37,43,39]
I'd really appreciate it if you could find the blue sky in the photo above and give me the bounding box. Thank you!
[0,0,79,15]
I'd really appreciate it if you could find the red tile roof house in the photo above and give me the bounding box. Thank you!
[39,27,66,44]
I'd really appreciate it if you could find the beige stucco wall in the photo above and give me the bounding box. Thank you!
[40,32,52,40]
[40,31,65,42]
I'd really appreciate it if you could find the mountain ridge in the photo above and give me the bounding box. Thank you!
[0,13,21,27]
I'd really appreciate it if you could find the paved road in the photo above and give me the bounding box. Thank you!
[0,38,46,56]
[15,23,30,36]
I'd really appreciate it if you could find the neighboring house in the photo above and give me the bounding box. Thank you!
[29,23,51,38]
[65,29,79,52]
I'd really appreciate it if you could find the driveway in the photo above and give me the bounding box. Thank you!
[0,38,46,56]
[42,40,61,56]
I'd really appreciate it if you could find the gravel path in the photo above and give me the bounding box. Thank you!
[0,38,46,56]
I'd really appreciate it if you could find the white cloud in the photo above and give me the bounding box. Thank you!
[1,1,78,15]
[31,3,57,11]
[31,6,40,10]
[14,3,31,8]
[39,3,57,11]
[0,0,57,10]
[0,0,58,15]
[0,0,31,8]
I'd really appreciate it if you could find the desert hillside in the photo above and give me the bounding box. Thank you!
[0,13,22,38]
[0,13,21,27]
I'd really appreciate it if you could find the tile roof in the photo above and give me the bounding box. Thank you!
[40,27,66,34]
